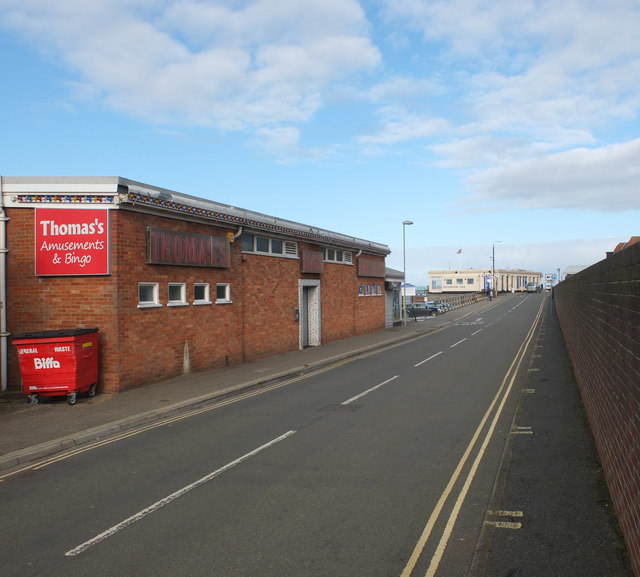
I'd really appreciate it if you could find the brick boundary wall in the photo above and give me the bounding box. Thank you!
[554,242,640,577]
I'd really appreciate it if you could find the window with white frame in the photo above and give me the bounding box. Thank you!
[324,248,353,264]
[271,239,283,254]
[168,283,188,306]
[242,233,297,257]
[138,282,160,308]
[194,283,211,305]
[216,283,231,304]
[255,236,269,252]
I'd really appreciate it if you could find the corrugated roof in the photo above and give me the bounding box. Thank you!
[1,176,390,255]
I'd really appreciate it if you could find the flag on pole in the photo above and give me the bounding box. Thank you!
[457,249,462,254]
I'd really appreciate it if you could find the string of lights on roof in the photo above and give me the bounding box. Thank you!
[12,190,387,254]
[126,191,385,253]
[15,195,114,204]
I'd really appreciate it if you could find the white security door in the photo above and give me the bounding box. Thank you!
[299,280,321,348]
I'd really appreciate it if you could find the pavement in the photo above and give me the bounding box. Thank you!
[471,297,633,577]
[0,296,633,576]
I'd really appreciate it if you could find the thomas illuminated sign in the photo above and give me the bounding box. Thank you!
[146,228,230,268]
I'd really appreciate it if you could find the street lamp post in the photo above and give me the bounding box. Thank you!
[492,240,501,298]
[402,220,413,326]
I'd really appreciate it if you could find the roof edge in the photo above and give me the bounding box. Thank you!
[120,179,390,255]
[1,176,390,255]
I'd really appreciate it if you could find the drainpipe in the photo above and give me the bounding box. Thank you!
[228,226,243,242]
[0,176,9,391]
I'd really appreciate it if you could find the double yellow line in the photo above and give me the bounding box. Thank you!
[401,298,545,577]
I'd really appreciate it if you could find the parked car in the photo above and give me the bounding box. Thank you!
[405,302,439,319]
[427,301,450,312]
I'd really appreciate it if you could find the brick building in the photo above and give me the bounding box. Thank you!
[0,177,390,394]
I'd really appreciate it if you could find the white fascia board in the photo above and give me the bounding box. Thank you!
[1,176,121,193]
[1,177,122,208]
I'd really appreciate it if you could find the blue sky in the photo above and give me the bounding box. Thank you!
[1,0,638,284]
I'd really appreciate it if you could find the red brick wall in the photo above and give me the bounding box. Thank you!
[6,206,386,393]
[554,243,640,577]
[355,277,386,334]
[320,261,386,342]
[321,262,356,342]
[239,247,301,359]
[6,208,119,391]
[110,210,245,391]
[239,246,386,353]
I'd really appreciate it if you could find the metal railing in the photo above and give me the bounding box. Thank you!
[430,292,486,310]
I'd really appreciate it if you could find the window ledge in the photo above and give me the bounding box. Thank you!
[243,251,299,259]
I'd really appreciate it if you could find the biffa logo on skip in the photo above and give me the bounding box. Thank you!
[34,358,61,369]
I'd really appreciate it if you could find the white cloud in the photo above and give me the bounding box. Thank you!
[367,76,443,102]
[358,108,450,146]
[163,0,371,47]
[375,0,640,211]
[464,139,640,211]
[380,0,546,64]
[250,125,333,163]
[0,0,380,130]
[432,136,532,168]
[381,0,640,69]
[3,0,640,205]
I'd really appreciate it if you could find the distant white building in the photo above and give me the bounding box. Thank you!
[562,265,589,278]
[428,268,542,294]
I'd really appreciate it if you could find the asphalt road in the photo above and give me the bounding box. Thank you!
[1,294,548,577]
